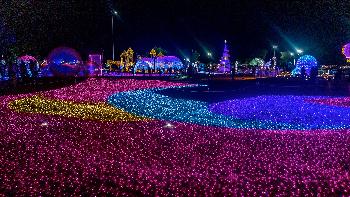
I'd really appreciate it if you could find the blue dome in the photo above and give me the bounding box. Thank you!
[46,47,82,77]
[292,55,318,76]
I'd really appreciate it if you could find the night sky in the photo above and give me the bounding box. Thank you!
[1,0,350,64]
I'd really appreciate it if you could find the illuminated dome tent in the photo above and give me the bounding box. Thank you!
[292,55,318,76]
[17,55,39,77]
[42,47,82,77]
[134,56,184,71]
[18,55,37,63]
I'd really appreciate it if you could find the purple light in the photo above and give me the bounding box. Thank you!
[219,40,231,73]
[47,47,82,65]
[43,47,82,77]
[88,54,103,65]
[209,95,350,129]
[342,43,350,59]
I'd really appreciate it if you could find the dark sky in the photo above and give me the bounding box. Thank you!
[2,0,350,64]
[113,0,278,61]
[110,0,350,64]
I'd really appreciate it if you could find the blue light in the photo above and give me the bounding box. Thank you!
[108,86,350,130]
[292,55,318,76]
[134,56,184,70]
[44,47,82,77]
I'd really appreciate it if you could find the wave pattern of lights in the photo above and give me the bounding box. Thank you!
[108,87,305,130]
[1,78,350,195]
[109,87,350,130]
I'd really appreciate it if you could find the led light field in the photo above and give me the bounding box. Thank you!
[1,78,350,196]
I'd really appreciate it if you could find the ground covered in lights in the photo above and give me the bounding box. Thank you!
[1,78,350,195]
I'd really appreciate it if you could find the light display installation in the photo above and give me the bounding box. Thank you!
[218,40,231,73]
[1,78,350,195]
[342,43,350,62]
[292,55,318,76]
[108,87,350,130]
[42,47,82,77]
[134,56,184,71]
[342,43,350,58]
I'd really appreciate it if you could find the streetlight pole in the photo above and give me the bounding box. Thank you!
[290,52,295,66]
[273,45,277,57]
[112,16,115,60]
[272,45,278,69]
[207,52,212,75]
[111,10,118,61]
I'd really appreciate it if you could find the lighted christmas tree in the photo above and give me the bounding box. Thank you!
[218,40,231,73]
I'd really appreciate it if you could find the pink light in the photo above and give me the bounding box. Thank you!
[1,79,350,195]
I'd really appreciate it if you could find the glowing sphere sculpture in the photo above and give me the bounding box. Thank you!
[293,55,318,76]
[342,43,350,62]
[46,47,82,77]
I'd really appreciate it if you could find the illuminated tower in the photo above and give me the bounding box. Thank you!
[219,40,231,73]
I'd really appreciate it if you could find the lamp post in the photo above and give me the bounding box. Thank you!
[272,45,278,69]
[111,10,118,60]
[290,52,295,66]
[207,52,212,74]
[272,45,278,57]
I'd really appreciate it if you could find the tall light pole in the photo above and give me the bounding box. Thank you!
[290,52,295,66]
[272,45,278,57]
[272,45,278,69]
[111,10,118,60]
[207,52,212,73]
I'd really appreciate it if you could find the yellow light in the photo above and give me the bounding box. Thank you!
[9,96,147,122]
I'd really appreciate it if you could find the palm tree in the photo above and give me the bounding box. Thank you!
[126,48,134,72]
[149,48,157,73]
[120,50,127,71]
